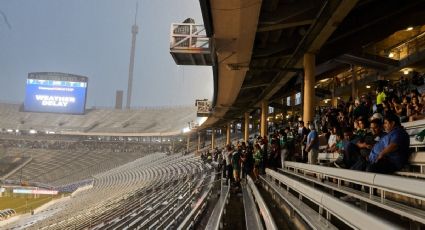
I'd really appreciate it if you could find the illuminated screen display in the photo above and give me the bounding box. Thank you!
[24,72,88,114]
[13,189,58,195]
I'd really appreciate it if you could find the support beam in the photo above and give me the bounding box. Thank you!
[244,112,249,143]
[303,53,315,123]
[226,123,231,145]
[257,19,314,32]
[261,101,268,138]
[198,132,201,153]
[211,129,215,149]
[332,77,337,108]
[186,133,190,154]
[352,66,358,100]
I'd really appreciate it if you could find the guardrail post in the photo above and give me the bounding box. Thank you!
[410,221,420,230]
[369,186,373,198]
[290,207,295,218]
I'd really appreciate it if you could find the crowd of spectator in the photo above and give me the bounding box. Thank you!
[0,138,168,153]
[203,80,425,188]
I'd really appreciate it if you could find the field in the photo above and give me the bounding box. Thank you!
[0,194,61,214]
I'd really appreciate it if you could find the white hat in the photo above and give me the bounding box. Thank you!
[371,113,383,121]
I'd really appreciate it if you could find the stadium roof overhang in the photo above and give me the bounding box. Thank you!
[199,0,425,130]
[199,0,262,129]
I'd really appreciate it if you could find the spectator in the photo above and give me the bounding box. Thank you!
[327,127,337,152]
[305,124,319,165]
[376,86,386,105]
[253,144,262,182]
[367,113,410,174]
[269,141,281,169]
[298,121,309,161]
[232,145,242,186]
[242,142,254,180]
[223,144,233,185]
[334,127,360,169]
[351,119,386,171]
[279,129,288,167]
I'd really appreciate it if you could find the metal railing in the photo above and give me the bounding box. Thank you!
[267,169,395,229]
[177,171,217,229]
[170,23,211,50]
[281,162,425,225]
[246,175,278,230]
[205,178,230,230]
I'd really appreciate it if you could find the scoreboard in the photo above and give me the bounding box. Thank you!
[24,72,88,114]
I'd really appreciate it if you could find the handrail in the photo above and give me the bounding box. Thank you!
[284,161,425,199]
[246,175,278,230]
[177,172,216,229]
[242,183,264,230]
[205,179,230,230]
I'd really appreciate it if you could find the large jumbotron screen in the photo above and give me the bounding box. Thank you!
[24,72,88,114]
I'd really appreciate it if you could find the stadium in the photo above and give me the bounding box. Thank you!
[2,0,425,230]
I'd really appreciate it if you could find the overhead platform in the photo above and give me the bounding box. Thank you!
[170,23,215,66]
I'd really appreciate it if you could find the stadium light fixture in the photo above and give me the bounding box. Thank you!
[182,127,191,133]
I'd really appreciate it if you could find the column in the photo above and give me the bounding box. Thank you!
[261,101,268,138]
[303,53,315,123]
[226,123,231,145]
[244,112,249,143]
[197,132,201,153]
[352,65,358,100]
[211,128,215,149]
[172,138,175,153]
[332,77,337,108]
[186,133,190,153]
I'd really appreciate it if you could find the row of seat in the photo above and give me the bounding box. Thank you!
[177,168,216,229]
[1,152,166,229]
[25,154,209,229]
[0,209,16,221]
[6,147,145,186]
[280,161,425,227]
[262,168,396,229]
[0,103,196,133]
[245,175,277,230]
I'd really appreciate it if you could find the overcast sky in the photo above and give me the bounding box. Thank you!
[0,0,213,108]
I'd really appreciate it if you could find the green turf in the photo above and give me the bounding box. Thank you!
[0,195,60,214]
